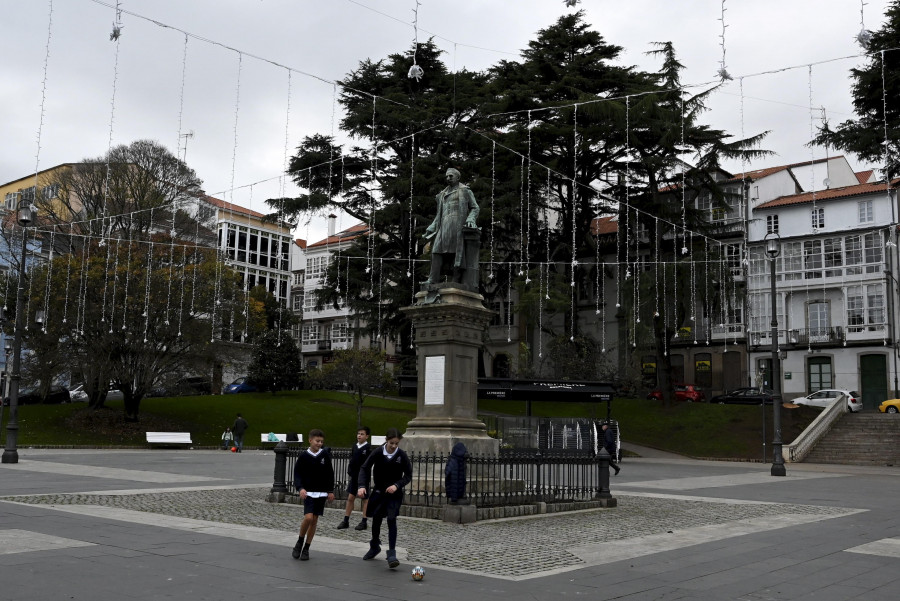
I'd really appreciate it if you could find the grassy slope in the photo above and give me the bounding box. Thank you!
[3,392,819,459]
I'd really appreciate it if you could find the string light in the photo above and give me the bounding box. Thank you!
[857,0,873,49]
[717,0,732,80]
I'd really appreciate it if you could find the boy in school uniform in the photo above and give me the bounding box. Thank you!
[336,425,372,531]
[291,429,335,561]
[356,428,412,569]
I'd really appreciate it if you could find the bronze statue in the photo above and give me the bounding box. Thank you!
[423,168,480,291]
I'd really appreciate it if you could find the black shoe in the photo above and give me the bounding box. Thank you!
[614,465,621,475]
[336,520,349,530]
[386,550,399,569]
[300,546,310,561]
[354,520,367,531]
[362,540,382,560]
[291,538,304,559]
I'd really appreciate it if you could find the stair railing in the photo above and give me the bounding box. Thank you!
[784,394,848,463]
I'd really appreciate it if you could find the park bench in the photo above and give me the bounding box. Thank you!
[260,433,304,446]
[146,432,192,447]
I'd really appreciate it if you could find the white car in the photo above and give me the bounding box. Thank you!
[794,389,862,412]
[68,384,88,402]
[68,384,124,402]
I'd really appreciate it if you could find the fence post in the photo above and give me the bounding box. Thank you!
[596,448,616,506]
[270,441,289,501]
[534,450,543,499]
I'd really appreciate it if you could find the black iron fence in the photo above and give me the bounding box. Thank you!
[272,445,612,508]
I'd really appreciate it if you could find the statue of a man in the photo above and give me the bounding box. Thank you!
[423,168,480,287]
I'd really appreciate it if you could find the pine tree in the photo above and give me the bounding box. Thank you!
[813,1,900,177]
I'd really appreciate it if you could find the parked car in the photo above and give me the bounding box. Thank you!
[224,377,257,394]
[879,399,900,413]
[157,376,212,397]
[710,387,781,405]
[17,385,71,405]
[647,383,706,402]
[794,389,862,412]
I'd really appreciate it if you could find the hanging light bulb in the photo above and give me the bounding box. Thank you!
[681,246,688,255]
[654,311,659,318]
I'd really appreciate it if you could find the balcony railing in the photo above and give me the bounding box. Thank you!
[317,339,332,351]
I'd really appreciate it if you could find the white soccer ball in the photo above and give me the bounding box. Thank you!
[411,565,425,581]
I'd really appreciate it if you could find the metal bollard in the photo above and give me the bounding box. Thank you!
[271,441,289,495]
[597,448,612,499]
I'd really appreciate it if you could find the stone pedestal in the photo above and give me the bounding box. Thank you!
[402,286,499,457]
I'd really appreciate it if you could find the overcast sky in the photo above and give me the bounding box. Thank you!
[1,0,892,243]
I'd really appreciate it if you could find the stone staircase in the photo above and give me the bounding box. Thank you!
[802,412,900,466]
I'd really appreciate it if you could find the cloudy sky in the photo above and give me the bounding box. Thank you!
[1,0,892,243]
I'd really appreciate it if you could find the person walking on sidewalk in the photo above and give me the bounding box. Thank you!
[291,429,335,561]
[357,428,412,570]
[602,423,620,475]
[232,413,248,452]
[336,425,372,531]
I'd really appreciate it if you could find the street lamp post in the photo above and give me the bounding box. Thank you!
[764,232,786,476]
[2,192,35,464]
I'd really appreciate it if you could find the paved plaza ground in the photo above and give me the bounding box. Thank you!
[1,445,899,600]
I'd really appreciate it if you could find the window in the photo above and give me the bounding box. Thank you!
[292,294,303,311]
[863,232,883,272]
[808,301,829,339]
[697,193,712,213]
[858,200,874,223]
[725,244,741,270]
[868,283,885,325]
[803,240,822,279]
[711,205,727,223]
[823,237,842,276]
[766,214,779,234]
[845,235,862,274]
[4,192,17,210]
[306,256,327,280]
[302,324,319,344]
[849,284,886,331]
[331,321,349,343]
[40,183,59,200]
[782,241,802,280]
[811,207,824,229]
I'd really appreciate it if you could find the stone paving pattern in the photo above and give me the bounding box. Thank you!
[3,487,856,577]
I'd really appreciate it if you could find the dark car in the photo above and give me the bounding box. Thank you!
[224,377,258,394]
[647,383,706,402]
[710,387,782,405]
[172,376,212,396]
[17,385,71,405]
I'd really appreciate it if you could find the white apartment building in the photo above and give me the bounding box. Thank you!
[299,217,371,370]
[203,195,294,316]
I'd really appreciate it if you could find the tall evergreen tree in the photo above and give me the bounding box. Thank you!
[813,1,900,178]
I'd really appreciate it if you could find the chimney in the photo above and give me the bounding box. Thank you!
[327,213,337,237]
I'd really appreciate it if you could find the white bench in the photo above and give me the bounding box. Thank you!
[261,433,303,444]
[146,432,192,447]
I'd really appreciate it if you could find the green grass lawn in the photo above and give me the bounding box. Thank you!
[1,392,819,459]
[2,390,417,448]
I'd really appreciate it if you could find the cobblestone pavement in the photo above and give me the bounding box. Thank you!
[2,488,856,578]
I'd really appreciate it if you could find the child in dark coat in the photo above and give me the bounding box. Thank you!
[444,441,467,503]
[336,426,371,531]
[356,428,412,569]
[291,428,335,561]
